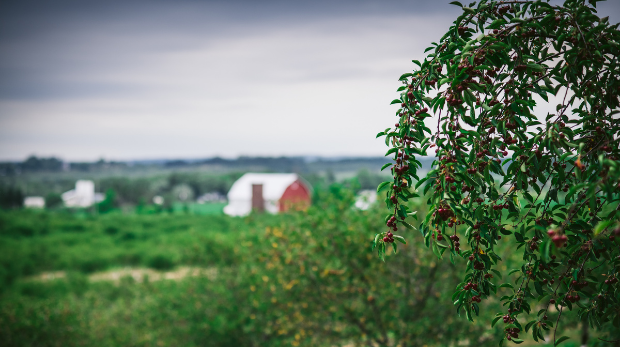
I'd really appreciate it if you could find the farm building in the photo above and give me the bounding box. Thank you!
[223,173,311,216]
[62,180,104,208]
[24,196,45,208]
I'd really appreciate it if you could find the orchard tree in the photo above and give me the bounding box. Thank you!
[374,0,620,345]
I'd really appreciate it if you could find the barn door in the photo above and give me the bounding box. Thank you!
[252,184,264,212]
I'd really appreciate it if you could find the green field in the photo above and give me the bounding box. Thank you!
[0,187,607,347]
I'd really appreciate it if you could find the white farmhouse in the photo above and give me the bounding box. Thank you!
[62,180,104,207]
[223,173,311,217]
[24,196,45,208]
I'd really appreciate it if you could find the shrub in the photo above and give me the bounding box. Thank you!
[246,187,503,346]
[147,253,175,271]
[44,193,63,209]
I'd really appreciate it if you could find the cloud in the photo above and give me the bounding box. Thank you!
[5,0,617,161]
[0,0,460,160]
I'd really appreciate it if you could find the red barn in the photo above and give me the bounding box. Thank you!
[223,173,311,216]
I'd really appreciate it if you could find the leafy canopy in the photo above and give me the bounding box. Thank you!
[375,0,620,345]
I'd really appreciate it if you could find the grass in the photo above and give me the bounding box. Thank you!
[0,193,615,347]
[0,209,273,291]
[171,202,227,215]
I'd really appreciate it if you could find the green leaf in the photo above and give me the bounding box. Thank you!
[385,147,398,156]
[465,305,473,322]
[534,281,544,296]
[514,232,524,243]
[526,63,544,71]
[432,242,443,259]
[554,336,570,346]
[525,320,537,332]
[594,220,613,236]
[402,221,416,230]
[549,189,558,203]
[372,234,380,250]
[393,235,407,244]
[377,181,391,193]
[436,242,449,249]
[415,176,429,189]
[492,316,502,327]
[449,1,463,7]
[499,283,514,289]
[380,163,391,171]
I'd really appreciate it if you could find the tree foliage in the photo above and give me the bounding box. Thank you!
[252,188,502,346]
[375,0,620,344]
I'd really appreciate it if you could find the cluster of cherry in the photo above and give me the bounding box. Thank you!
[448,234,460,253]
[436,207,454,221]
[546,229,568,248]
[528,236,540,251]
[603,276,618,285]
[447,219,465,228]
[382,232,395,244]
[390,150,411,179]
[463,282,482,303]
[385,215,400,231]
[491,203,509,211]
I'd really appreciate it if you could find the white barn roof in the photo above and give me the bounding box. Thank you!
[228,173,300,200]
[224,173,309,216]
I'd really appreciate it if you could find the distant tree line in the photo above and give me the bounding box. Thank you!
[0,155,409,176]
[0,154,399,210]
[0,156,130,175]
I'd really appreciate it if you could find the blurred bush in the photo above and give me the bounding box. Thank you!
[0,186,511,346]
[44,193,63,209]
[0,183,23,209]
[147,253,175,271]
[97,189,117,214]
[238,186,503,346]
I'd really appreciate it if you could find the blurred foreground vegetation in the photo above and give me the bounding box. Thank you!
[0,185,601,347]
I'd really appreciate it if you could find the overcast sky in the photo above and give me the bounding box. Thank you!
[1,0,618,161]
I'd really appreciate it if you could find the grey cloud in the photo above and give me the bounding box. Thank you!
[0,14,453,160]
[0,1,460,101]
[3,0,616,160]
